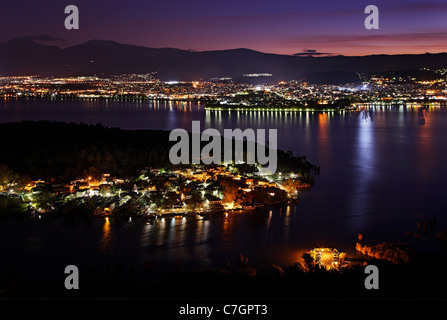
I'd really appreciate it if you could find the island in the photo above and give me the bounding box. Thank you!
[204,89,356,112]
[0,121,319,218]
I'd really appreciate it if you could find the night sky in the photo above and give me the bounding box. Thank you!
[1,0,447,56]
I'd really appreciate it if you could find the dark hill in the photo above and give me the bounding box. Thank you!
[0,121,317,182]
[1,38,447,83]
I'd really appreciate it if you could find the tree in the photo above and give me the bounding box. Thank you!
[0,163,14,190]
[219,178,239,204]
[148,191,164,207]
[281,178,302,194]
[35,190,55,209]
[185,193,203,211]
[14,174,32,191]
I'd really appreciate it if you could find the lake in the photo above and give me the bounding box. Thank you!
[1,98,447,293]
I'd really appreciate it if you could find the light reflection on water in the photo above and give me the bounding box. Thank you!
[100,217,111,254]
[347,110,375,231]
[1,101,447,279]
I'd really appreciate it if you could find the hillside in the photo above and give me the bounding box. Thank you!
[1,38,447,83]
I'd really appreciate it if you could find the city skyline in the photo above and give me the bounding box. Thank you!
[1,0,447,56]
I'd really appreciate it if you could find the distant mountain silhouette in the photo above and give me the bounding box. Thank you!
[1,38,447,84]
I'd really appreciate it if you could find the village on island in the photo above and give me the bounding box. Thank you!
[0,162,310,219]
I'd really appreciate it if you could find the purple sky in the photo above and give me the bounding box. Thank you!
[1,0,447,56]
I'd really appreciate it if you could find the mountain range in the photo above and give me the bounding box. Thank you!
[1,38,447,84]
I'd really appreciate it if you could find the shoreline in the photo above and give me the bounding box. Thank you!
[2,232,447,299]
[22,197,298,220]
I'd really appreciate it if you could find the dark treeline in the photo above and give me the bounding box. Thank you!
[0,121,318,182]
[0,121,172,181]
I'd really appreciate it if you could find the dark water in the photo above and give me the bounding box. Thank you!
[1,99,447,288]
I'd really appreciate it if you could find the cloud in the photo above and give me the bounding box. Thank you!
[16,34,64,42]
[302,32,447,52]
[293,49,333,57]
[284,31,447,49]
